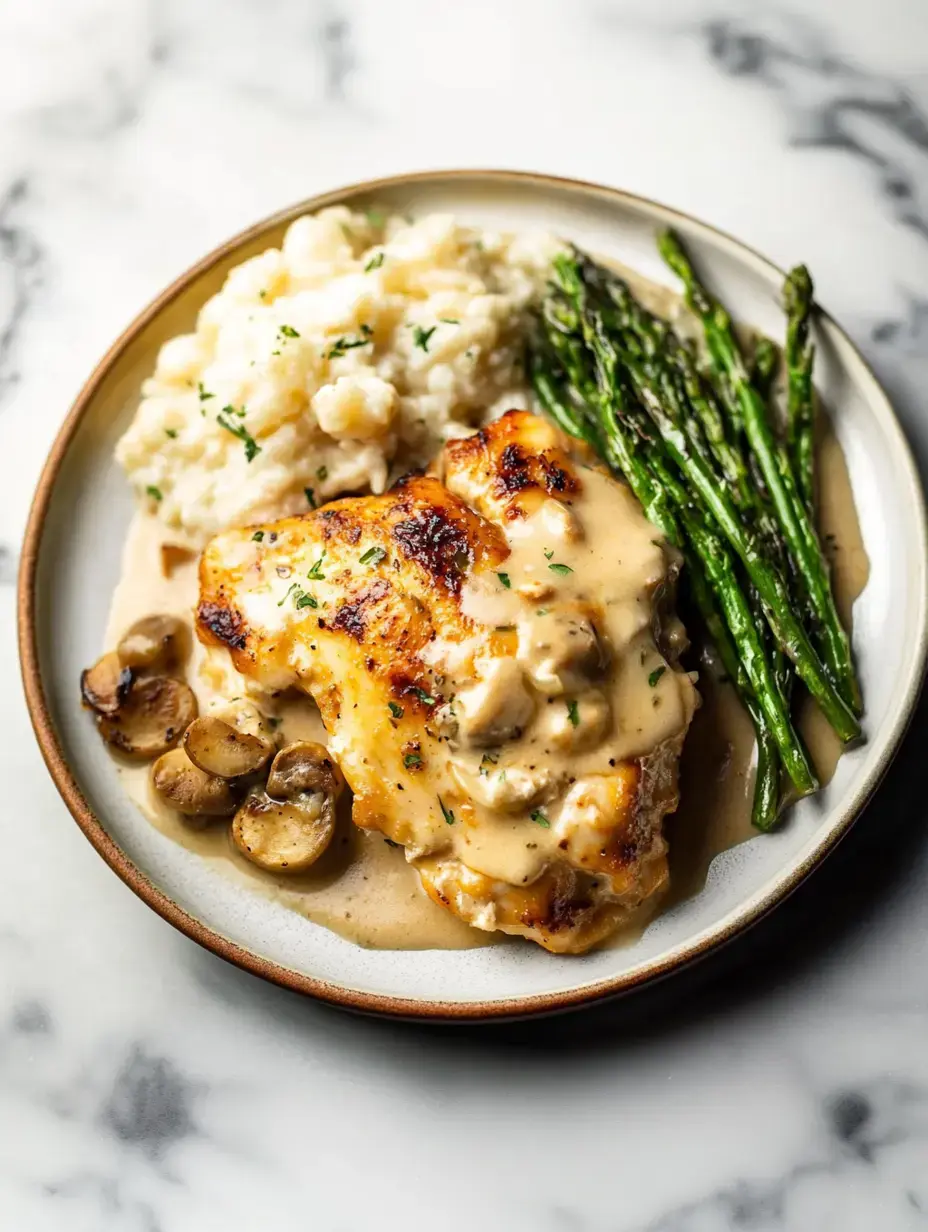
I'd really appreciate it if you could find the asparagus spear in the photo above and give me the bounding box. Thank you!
[751,337,779,400]
[784,265,816,513]
[658,229,861,717]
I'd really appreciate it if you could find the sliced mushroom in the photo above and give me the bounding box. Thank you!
[231,742,342,873]
[151,748,238,817]
[81,651,134,716]
[183,715,273,779]
[266,740,344,800]
[231,789,335,873]
[117,614,188,671]
[97,675,198,759]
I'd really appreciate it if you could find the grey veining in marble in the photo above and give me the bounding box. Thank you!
[2,2,928,1229]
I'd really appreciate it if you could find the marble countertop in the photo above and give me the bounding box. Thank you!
[3,1,928,1228]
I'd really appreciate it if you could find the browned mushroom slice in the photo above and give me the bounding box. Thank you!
[151,748,238,817]
[80,651,134,716]
[183,715,273,779]
[231,743,342,873]
[117,615,189,671]
[266,741,344,801]
[231,789,335,873]
[97,676,198,760]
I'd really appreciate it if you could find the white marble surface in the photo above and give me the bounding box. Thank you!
[3,1,928,1228]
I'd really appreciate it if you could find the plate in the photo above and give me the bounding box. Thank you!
[17,171,928,1020]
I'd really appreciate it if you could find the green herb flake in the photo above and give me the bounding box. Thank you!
[438,317,460,324]
[295,591,318,610]
[217,407,261,462]
[252,530,265,542]
[530,810,551,828]
[438,797,455,826]
[306,552,327,581]
[544,548,554,560]
[326,327,373,360]
[364,252,385,272]
[548,562,573,576]
[278,324,300,338]
[536,607,550,616]
[146,485,163,502]
[316,465,328,481]
[648,666,666,687]
[479,752,498,777]
[164,428,178,439]
[388,701,404,719]
[566,700,580,728]
[258,289,267,299]
[197,382,214,402]
[359,546,387,566]
[496,571,511,589]
[304,487,316,508]
[412,324,437,352]
[413,687,437,706]
[277,582,299,607]
[365,207,386,228]
[403,752,422,769]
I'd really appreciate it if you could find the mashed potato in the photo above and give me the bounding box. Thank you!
[117,207,562,541]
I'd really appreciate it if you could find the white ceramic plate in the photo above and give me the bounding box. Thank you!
[18,171,928,1020]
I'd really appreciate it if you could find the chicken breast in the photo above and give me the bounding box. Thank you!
[197,410,697,952]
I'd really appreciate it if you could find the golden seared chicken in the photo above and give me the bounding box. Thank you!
[197,410,697,952]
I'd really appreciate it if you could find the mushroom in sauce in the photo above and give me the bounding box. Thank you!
[231,741,343,873]
[183,706,274,779]
[117,614,188,671]
[151,748,238,817]
[97,676,198,760]
[80,651,134,716]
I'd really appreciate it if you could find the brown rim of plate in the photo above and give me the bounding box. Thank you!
[17,169,928,1022]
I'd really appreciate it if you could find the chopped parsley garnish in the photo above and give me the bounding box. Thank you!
[536,607,549,616]
[496,571,511,589]
[326,324,373,359]
[438,317,460,324]
[278,324,300,338]
[438,797,455,825]
[304,487,316,508]
[403,752,422,769]
[258,289,267,299]
[530,810,551,828]
[359,546,387,566]
[295,591,318,610]
[165,428,178,439]
[252,530,264,542]
[388,701,404,719]
[566,700,580,728]
[648,666,666,687]
[306,552,326,580]
[364,251,385,272]
[277,582,299,607]
[217,407,261,462]
[146,485,163,502]
[412,324,437,352]
[365,207,386,228]
[413,687,437,706]
[479,753,498,777]
[544,548,554,560]
[548,562,573,576]
[197,382,214,402]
